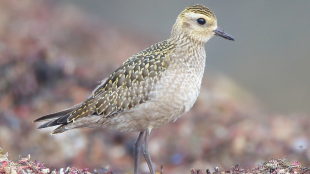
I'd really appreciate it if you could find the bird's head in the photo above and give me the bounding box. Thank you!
[171,4,234,43]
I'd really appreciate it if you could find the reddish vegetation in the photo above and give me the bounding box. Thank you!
[1,152,309,174]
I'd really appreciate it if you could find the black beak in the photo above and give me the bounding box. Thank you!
[213,27,235,41]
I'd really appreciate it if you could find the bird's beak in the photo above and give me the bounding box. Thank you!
[213,27,235,41]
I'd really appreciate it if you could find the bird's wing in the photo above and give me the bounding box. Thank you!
[34,40,175,134]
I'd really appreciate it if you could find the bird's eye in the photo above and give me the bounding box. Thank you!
[197,18,206,25]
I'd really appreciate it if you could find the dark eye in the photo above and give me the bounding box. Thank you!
[197,18,206,25]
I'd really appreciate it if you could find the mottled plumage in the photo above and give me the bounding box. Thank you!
[184,4,216,19]
[34,4,234,174]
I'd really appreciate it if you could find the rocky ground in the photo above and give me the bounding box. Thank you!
[1,151,309,174]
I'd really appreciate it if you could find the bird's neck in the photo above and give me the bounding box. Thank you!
[168,22,207,72]
[169,30,206,63]
[167,34,206,82]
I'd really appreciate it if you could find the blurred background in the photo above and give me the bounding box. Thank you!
[0,0,309,173]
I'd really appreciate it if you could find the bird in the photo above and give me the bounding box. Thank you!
[33,4,234,174]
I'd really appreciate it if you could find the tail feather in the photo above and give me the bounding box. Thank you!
[56,113,72,124]
[34,102,83,130]
[33,102,82,122]
[37,113,70,129]
[37,120,53,129]
[51,125,68,135]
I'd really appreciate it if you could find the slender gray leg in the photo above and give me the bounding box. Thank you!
[142,129,155,174]
[134,131,145,174]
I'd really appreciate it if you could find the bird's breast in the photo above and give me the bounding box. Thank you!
[147,51,206,124]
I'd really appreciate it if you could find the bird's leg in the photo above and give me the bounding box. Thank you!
[142,128,155,174]
[134,131,145,174]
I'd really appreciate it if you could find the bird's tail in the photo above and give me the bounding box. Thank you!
[33,102,82,134]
